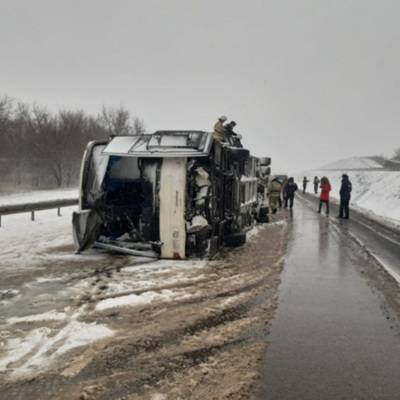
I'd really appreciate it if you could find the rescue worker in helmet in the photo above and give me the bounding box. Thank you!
[268,176,283,214]
[225,120,243,147]
[213,115,227,143]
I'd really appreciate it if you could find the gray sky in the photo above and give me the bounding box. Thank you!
[1,0,399,172]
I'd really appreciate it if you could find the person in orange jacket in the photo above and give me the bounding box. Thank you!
[318,176,331,215]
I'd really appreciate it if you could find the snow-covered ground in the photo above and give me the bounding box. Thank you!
[0,189,270,378]
[0,202,210,377]
[299,169,400,227]
[0,205,80,269]
[319,157,383,170]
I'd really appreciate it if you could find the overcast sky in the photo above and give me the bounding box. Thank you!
[1,0,399,172]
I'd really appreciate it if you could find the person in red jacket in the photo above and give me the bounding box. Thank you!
[318,176,331,215]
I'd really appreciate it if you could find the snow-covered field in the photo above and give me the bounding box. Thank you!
[0,205,80,269]
[319,157,383,170]
[299,160,400,227]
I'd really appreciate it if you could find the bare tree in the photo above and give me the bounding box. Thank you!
[100,106,146,136]
[393,147,400,161]
[0,95,145,189]
[133,117,146,135]
[0,96,13,134]
[101,106,132,136]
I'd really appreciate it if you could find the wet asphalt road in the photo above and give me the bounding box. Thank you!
[301,192,400,283]
[257,201,400,400]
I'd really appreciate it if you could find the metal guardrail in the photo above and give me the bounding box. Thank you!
[0,198,78,227]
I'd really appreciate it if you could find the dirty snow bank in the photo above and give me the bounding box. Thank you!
[7,310,67,324]
[96,289,177,311]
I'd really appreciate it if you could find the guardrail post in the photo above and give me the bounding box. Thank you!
[57,207,61,216]
[31,210,35,221]
[0,215,2,227]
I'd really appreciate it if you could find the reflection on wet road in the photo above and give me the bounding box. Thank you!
[258,202,400,400]
[301,192,400,283]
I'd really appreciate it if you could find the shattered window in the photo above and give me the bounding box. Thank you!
[107,156,141,180]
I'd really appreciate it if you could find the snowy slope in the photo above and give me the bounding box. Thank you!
[300,170,400,226]
[319,157,383,170]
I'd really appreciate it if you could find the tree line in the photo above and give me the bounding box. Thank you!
[0,95,145,190]
[371,148,400,170]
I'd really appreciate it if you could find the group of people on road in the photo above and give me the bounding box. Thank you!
[268,176,298,214]
[308,174,353,219]
[269,174,353,219]
[213,116,354,220]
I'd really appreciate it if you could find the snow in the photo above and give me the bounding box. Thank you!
[0,188,77,206]
[7,311,67,324]
[0,327,51,372]
[0,314,113,376]
[97,259,208,303]
[95,289,176,311]
[319,157,383,170]
[0,189,212,377]
[247,225,263,240]
[301,170,400,226]
[0,289,19,300]
[123,259,207,274]
[50,319,113,357]
[0,205,78,269]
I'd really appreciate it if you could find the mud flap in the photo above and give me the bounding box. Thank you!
[159,158,187,259]
[72,210,102,252]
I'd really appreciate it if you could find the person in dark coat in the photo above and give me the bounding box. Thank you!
[313,176,320,194]
[338,174,352,219]
[318,176,331,215]
[225,121,243,147]
[284,177,298,208]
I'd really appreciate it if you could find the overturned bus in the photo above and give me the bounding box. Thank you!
[72,131,271,259]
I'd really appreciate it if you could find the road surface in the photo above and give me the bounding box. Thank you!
[257,199,400,399]
[301,192,400,283]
